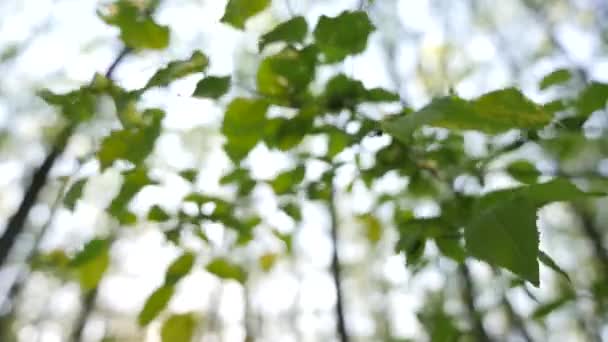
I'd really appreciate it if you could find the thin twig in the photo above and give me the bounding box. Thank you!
[578,209,608,281]
[71,289,97,342]
[459,263,492,342]
[0,125,73,269]
[329,186,349,342]
[501,294,534,342]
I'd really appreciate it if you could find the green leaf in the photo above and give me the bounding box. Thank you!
[280,201,302,221]
[161,314,196,342]
[221,98,269,163]
[479,179,601,209]
[144,51,209,89]
[531,295,573,320]
[263,105,318,150]
[138,285,175,326]
[70,239,111,291]
[506,160,540,184]
[396,233,426,267]
[539,69,572,90]
[538,250,571,283]
[270,166,305,195]
[259,16,308,51]
[382,88,550,143]
[206,258,246,283]
[39,87,96,123]
[358,214,382,244]
[179,169,198,183]
[220,168,256,196]
[97,109,164,170]
[64,179,87,211]
[108,168,156,219]
[257,47,317,105]
[467,197,540,285]
[221,0,270,29]
[193,76,231,99]
[147,205,171,222]
[323,74,399,111]
[435,237,466,263]
[327,127,351,158]
[258,253,278,272]
[100,0,170,50]
[313,11,374,63]
[577,81,608,118]
[165,252,195,285]
[466,179,600,286]
[69,239,110,267]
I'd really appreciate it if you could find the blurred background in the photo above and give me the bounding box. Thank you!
[0,0,608,341]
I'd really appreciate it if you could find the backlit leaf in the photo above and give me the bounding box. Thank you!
[148,205,171,222]
[108,168,156,219]
[539,69,572,90]
[64,179,87,211]
[39,87,96,123]
[70,239,111,291]
[507,160,540,184]
[466,179,600,286]
[382,88,550,143]
[435,237,466,263]
[467,197,540,285]
[221,0,270,29]
[193,76,231,99]
[313,11,374,63]
[97,109,164,170]
[161,314,196,342]
[259,16,308,51]
[323,74,398,111]
[257,47,317,105]
[577,81,608,118]
[206,258,246,283]
[221,98,269,163]
[259,253,278,272]
[144,51,209,89]
[165,252,195,285]
[100,0,170,50]
[138,285,175,326]
[358,214,382,244]
[270,165,305,195]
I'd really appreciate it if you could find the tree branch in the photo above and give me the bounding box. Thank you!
[71,289,97,342]
[501,294,533,342]
[578,209,608,279]
[459,263,492,342]
[0,126,72,269]
[329,186,349,342]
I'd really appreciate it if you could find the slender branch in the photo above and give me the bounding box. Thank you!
[0,41,132,270]
[71,289,97,342]
[459,263,492,342]
[329,186,349,342]
[0,125,73,269]
[577,208,608,281]
[0,177,70,312]
[501,295,533,342]
[244,281,256,341]
[104,47,131,79]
